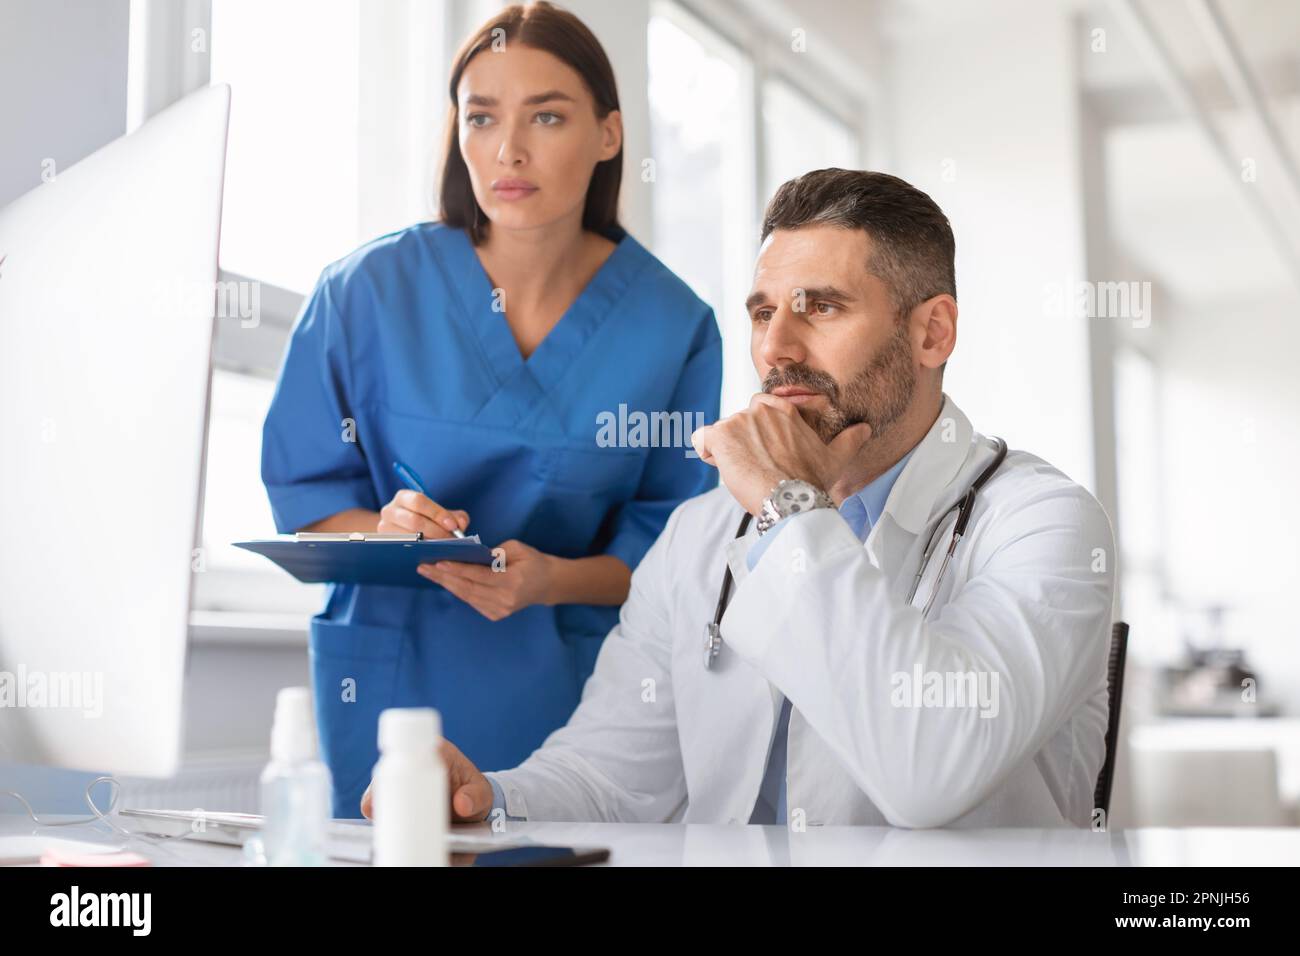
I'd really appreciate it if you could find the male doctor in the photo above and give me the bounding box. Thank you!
[361,168,1116,829]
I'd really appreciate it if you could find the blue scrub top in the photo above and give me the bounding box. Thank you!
[261,222,722,816]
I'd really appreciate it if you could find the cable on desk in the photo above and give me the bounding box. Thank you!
[2,776,196,847]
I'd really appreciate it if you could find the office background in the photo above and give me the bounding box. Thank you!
[3,0,1298,830]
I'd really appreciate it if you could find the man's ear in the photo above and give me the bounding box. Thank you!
[913,294,957,371]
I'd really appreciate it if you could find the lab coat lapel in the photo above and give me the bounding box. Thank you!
[682,507,784,824]
[881,393,976,536]
[683,660,782,823]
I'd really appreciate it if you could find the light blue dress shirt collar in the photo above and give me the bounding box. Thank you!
[842,445,916,537]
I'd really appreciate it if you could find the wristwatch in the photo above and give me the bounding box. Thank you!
[755,478,834,535]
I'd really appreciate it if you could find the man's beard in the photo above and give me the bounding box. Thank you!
[762,324,916,444]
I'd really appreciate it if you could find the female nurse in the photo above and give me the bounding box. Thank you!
[261,2,722,817]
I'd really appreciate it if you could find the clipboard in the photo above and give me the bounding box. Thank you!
[234,532,494,587]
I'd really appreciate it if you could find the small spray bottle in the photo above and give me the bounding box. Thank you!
[259,686,332,866]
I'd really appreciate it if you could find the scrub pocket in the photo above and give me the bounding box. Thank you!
[542,442,644,495]
[523,442,645,559]
[308,617,405,807]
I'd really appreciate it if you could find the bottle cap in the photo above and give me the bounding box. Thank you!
[270,686,318,762]
[378,707,441,753]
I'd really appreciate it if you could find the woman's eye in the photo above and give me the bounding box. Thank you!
[535,111,562,125]
[466,113,492,128]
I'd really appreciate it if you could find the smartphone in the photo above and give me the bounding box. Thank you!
[456,844,610,867]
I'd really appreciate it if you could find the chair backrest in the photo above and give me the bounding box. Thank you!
[1093,621,1130,819]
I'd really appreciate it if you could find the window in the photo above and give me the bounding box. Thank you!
[647,0,865,417]
[648,4,757,417]
[209,0,363,295]
[762,77,858,201]
[209,0,448,295]
[193,370,326,615]
[1114,345,1177,662]
[182,0,450,616]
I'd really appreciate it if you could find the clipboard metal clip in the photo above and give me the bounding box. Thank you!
[293,532,425,542]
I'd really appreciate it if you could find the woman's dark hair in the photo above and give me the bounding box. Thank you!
[438,1,622,245]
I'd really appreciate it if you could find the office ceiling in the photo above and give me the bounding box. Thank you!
[1084,0,1300,305]
[779,0,1300,304]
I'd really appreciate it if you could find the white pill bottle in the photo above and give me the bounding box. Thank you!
[371,707,448,867]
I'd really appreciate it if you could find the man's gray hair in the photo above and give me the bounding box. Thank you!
[760,169,956,320]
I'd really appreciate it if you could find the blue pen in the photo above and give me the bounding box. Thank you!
[392,461,467,538]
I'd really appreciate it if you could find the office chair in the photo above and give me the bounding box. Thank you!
[1093,621,1130,819]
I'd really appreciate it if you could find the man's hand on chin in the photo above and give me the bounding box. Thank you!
[691,393,872,514]
[359,737,494,823]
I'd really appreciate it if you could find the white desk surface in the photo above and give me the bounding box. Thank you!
[3,813,1298,866]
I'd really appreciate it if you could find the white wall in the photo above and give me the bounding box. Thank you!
[0,0,130,208]
[882,0,1096,490]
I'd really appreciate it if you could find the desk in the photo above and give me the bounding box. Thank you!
[3,814,1297,865]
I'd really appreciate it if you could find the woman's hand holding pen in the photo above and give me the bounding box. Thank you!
[377,489,470,539]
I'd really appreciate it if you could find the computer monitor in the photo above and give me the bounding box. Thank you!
[0,84,230,778]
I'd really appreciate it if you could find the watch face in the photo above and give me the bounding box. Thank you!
[777,483,815,514]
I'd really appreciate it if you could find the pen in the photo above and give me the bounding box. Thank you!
[392,461,467,538]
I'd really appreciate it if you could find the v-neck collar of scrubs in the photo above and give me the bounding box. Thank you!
[432,223,650,403]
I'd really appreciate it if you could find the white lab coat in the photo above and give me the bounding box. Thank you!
[487,395,1116,828]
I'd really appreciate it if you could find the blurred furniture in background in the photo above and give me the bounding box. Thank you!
[1130,719,1300,826]
[1155,603,1279,717]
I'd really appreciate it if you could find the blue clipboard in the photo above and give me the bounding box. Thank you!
[235,533,494,588]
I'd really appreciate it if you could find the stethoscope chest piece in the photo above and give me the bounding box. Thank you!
[704,622,722,669]
[704,512,753,670]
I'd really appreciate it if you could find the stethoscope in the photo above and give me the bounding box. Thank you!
[704,436,1009,669]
